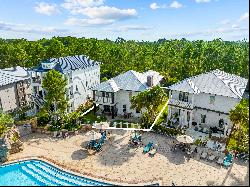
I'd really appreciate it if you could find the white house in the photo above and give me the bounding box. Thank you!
[92,70,163,119]
[166,69,248,136]
[29,55,100,113]
[0,66,32,113]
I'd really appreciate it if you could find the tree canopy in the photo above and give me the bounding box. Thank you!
[131,86,167,124]
[42,69,69,115]
[228,99,249,152]
[0,37,248,86]
[0,112,14,137]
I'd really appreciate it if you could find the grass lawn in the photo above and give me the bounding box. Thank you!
[82,111,107,124]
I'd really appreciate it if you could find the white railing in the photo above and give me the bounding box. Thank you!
[168,98,193,109]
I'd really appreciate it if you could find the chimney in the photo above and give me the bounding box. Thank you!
[147,75,154,87]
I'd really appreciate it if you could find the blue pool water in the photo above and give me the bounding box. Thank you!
[0,159,113,186]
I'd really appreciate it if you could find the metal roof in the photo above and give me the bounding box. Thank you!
[168,69,248,99]
[32,55,99,73]
[92,70,163,92]
[0,66,30,86]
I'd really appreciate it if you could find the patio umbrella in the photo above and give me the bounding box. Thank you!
[85,130,102,141]
[94,122,110,130]
[176,135,194,144]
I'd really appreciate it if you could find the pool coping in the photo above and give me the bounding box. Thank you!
[1,156,163,186]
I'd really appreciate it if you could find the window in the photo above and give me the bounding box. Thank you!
[210,95,215,104]
[76,85,78,92]
[219,119,224,129]
[179,91,189,102]
[201,114,206,123]
[86,81,88,87]
[106,92,109,97]
[123,105,127,112]
[102,92,105,97]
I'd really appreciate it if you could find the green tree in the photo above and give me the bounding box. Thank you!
[42,69,69,120]
[0,112,14,137]
[228,99,249,152]
[131,86,167,124]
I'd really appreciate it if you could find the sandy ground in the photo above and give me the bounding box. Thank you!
[8,130,249,186]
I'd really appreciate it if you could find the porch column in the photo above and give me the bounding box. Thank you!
[189,111,193,128]
[93,104,97,114]
[111,106,114,119]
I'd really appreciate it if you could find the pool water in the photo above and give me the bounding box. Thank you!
[0,159,112,186]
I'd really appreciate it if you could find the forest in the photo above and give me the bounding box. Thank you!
[0,37,249,85]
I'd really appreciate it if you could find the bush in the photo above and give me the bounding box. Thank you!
[194,139,202,146]
[37,111,51,127]
[153,124,182,136]
[48,120,62,131]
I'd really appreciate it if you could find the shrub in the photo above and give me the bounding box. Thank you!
[48,121,62,131]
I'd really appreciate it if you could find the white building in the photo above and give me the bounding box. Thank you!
[29,55,100,113]
[166,69,248,136]
[92,70,163,119]
[0,66,32,113]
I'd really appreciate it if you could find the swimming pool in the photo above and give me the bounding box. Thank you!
[0,159,113,186]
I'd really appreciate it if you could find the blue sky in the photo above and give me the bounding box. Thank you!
[0,0,249,41]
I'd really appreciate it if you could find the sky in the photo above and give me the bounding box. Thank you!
[0,0,249,41]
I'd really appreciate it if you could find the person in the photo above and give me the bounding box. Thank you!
[172,181,175,186]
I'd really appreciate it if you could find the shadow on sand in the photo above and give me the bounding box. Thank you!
[71,149,88,160]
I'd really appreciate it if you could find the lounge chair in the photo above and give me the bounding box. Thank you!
[216,153,225,165]
[148,148,157,157]
[53,131,58,138]
[57,131,63,138]
[200,150,208,159]
[143,142,153,153]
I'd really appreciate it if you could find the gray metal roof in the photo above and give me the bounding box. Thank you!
[0,66,30,86]
[168,69,248,99]
[92,70,163,92]
[33,55,99,73]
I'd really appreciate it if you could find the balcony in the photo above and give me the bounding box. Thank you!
[32,77,41,84]
[168,98,193,109]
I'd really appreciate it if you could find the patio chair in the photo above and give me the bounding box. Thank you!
[216,153,225,165]
[207,151,216,161]
[200,149,208,159]
[143,142,153,153]
[223,155,233,168]
[53,131,58,138]
[148,147,157,157]
[57,131,63,138]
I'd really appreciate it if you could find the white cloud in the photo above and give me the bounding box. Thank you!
[221,19,230,25]
[150,3,167,10]
[150,3,160,10]
[0,20,68,34]
[239,12,249,22]
[231,24,240,29]
[62,0,104,11]
[106,25,153,32]
[195,0,211,3]
[64,17,114,26]
[171,25,248,38]
[76,6,137,20]
[170,1,183,9]
[34,2,59,16]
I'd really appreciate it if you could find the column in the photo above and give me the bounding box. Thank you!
[189,111,193,128]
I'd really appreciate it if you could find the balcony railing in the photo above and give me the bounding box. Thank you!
[168,98,193,109]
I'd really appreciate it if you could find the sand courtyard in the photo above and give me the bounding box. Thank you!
[8,130,249,186]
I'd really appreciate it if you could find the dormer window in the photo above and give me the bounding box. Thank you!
[210,95,215,105]
[42,62,56,69]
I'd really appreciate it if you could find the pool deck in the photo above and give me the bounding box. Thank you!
[7,130,249,186]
